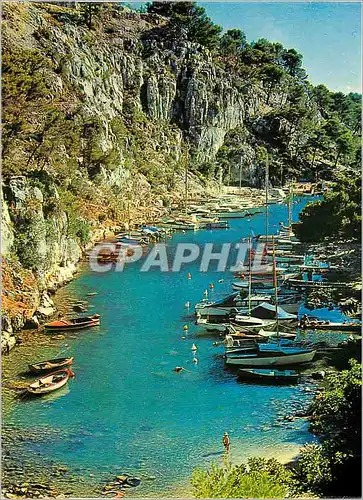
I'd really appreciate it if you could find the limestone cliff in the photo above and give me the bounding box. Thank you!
[0,2,325,346]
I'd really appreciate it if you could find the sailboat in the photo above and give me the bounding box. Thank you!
[225,238,316,367]
[227,237,277,331]
[195,238,276,333]
[195,293,272,317]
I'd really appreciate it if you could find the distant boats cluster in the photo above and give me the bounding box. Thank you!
[183,197,361,384]
[22,183,359,394]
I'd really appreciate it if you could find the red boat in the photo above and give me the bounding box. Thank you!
[45,314,100,332]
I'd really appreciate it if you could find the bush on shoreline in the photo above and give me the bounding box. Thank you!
[191,359,361,498]
[191,457,306,498]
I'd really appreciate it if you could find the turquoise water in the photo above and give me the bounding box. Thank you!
[6,198,324,496]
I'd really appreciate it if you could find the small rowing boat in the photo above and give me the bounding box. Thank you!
[238,368,299,384]
[27,369,75,395]
[299,320,361,332]
[45,314,100,331]
[28,357,74,373]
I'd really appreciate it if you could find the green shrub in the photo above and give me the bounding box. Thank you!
[68,217,90,245]
[295,359,362,497]
[295,443,332,494]
[191,457,300,498]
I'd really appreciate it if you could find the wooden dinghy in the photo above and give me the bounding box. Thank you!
[27,369,75,395]
[28,357,74,373]
[238,368,300,384]
[299,320,361,332]
[45,314,100,331]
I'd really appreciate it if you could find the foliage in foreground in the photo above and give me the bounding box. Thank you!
[294,172,361,242]
[296,359,362,497]
[191,360,361,498]
[191,457,304,498]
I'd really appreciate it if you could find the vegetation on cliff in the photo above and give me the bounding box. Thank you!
[1,1,361,315]
[143,2,361,182]
[294,172,361,242]
[3,2,361,188]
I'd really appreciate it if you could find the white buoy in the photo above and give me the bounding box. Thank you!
[203,290,208,298]
[193,357,198,364]
[185,301,190,309]
[191,343,197,352]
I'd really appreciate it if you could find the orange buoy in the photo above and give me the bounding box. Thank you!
[187,273,192,280]
[209,283,214,289]
[183,324,189,331]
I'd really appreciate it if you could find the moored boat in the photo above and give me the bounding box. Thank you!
[28,357,74,373]
[229,317,277,333]
[247,302,297,323]
[299,319,361,332]
[225,347,316,367]
[238,368,300,384]
[199,221,230,229]
[27,369,75,395]
[195,317,230,332]
[257,329,296,340]
[45,314,100,331]
[232,315,278,330]
[195,294,271,317]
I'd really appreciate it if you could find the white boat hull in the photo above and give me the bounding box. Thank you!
[196,320,229,332]
[217,207,262,219]
[230,321,276,332]
[226,350,316,367]
[196,306,243,317]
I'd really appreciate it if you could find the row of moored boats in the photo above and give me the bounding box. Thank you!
[190,226,360,383]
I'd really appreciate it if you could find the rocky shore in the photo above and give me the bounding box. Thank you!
[1,174,268,354]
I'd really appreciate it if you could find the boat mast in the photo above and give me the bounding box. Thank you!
[272,236,279,337]
[287,181,292,238]
[265,156,269,239]
[127,187,131,238]
[184,149,188,217]
[239,158,242,190]
[248,236,252,316]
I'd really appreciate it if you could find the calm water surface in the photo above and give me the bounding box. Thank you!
[6,197,326,496]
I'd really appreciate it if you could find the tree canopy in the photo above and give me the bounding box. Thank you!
[294,172,361,242]
[146,2,222,49]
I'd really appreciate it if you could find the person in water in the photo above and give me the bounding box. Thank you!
[222,432,230,452]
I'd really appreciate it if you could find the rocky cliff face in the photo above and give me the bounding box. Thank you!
[1,3,318,348]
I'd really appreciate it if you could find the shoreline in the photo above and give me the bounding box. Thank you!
[2,194,360,499]
[2,185,270,353]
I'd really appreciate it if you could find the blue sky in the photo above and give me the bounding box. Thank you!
[131,1,361,93]
[199,2,362,93]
